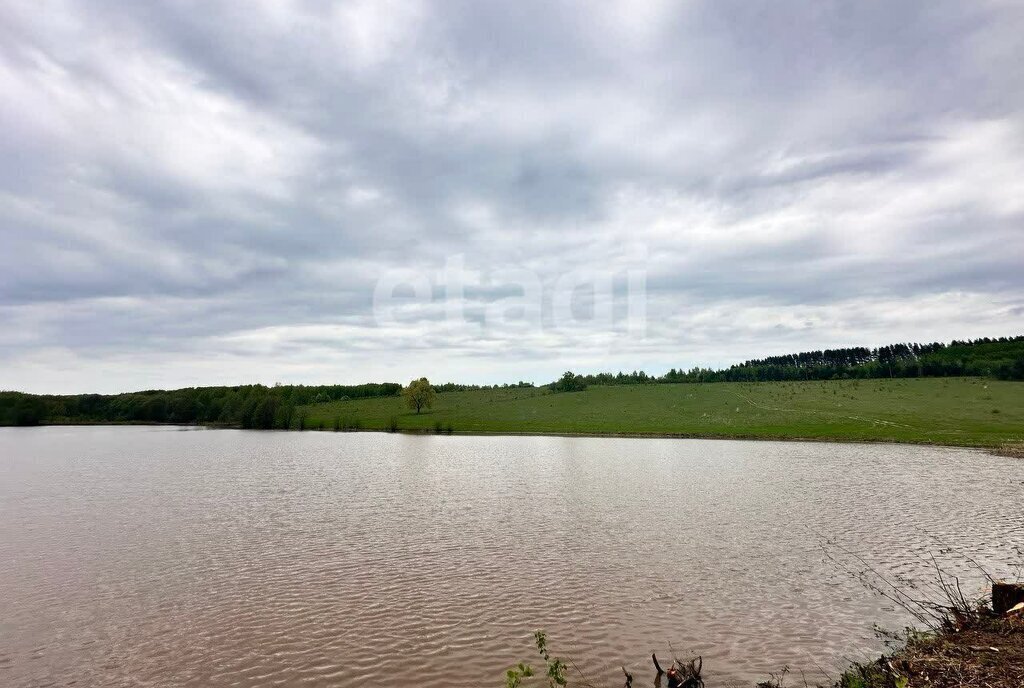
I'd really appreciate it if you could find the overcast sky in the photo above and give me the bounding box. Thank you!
[2,1,1023,393]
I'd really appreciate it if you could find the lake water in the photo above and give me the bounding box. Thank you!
[1,427,1021,687]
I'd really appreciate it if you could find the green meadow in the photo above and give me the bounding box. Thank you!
[301,377,1024,447]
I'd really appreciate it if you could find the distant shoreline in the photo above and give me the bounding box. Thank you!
[9,420,1014,453]
[6,378,1022,451]
[298,378,1023,450]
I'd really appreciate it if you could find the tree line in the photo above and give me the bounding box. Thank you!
[0,383,401,428]
[672,336,1024,383]
[549,336,1024,391]
[3,336,1021,425]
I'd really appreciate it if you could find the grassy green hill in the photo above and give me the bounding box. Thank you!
[300,377,1024,447]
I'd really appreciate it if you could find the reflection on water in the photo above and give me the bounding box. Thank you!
[0,427,1021,687]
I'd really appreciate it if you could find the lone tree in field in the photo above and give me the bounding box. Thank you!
[402,377,436,414]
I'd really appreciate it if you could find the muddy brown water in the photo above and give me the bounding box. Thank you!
[1,427,1021,687]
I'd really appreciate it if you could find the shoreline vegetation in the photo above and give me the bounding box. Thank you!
[795,547,1024,688]
[511,605,1024,688]
[512,579,1024,688]
[759,577,1024,688]
[826,606,1023,688]
[991,443,1024,458]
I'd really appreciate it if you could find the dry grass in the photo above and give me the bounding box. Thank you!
[837,612,1024,688]
[814,537,1024,688]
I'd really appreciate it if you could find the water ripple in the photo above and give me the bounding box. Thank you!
[0,427,1021,687]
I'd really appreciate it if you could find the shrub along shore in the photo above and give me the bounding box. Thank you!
[518,584,1024,688]
[808,584,1023,688]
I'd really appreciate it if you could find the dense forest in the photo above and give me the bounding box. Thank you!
[2,336,1021,426]
[672,335,1024,382]
[0,383,400,429]
[557,336,1024,390]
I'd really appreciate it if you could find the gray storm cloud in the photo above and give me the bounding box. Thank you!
[1,0,1022,393]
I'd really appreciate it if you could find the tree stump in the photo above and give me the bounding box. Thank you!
[992,582,1024,614]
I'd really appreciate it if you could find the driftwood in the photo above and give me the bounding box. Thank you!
[652,653,664,675]
[651,652,703,688]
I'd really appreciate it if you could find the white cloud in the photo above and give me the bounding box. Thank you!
[1,0,1023,392]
